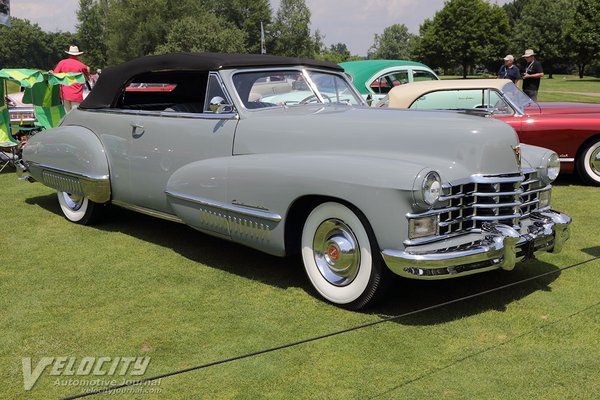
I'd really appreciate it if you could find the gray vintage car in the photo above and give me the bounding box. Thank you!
[17,53,571,309]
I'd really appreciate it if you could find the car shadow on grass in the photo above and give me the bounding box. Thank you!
[371,259,560,325]
[552,173,584,186]
[25,194,309,291]
[27,193,564,325]
[582,246,600,257]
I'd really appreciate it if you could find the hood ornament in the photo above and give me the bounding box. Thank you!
[512,145,522,169]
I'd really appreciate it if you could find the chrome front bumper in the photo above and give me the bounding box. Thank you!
[382,210,571,280]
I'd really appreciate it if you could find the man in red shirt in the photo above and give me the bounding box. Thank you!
[53,46,90,111]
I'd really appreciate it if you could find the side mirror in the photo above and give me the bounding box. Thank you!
[209,96,234,114]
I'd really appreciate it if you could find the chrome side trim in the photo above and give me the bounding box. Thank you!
[160,112,239,120]
[26,161,111,203]
[559,158,575,163]
[111,200,184,224]
[81,108,239,120]
[454,173,524,185]
[165,191,282,222]
[27,161,109,181]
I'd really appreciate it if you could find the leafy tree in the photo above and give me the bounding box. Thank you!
[513,0,574,79]
[502,0,530,26]
[417,0,509,78]
[208,0,272,54]
[367,24,416,60]
[413,18,453,74]
[76,0,109,70]
[154,14,247,54]
[45,31,79,69]
[564,0,600,78]
[0,17,54,69]
[316,43,352,63]
[104,0,194,64]
[270,0,316,58]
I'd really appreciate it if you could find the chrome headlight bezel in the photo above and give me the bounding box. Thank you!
[414,170,442,209]
[539,151,560,184]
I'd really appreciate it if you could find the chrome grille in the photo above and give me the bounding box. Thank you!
[520,170,547,217]
[435,170,548,236]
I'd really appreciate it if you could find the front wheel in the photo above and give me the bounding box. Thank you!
[577,139,600,186]
[301,202,388,309]
[57,191,103,225]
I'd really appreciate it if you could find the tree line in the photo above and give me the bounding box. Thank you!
[0,0,599,78]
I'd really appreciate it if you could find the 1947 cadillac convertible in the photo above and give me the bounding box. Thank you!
[17,53,572,309]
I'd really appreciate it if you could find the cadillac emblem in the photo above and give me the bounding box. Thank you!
[512,145,521,169]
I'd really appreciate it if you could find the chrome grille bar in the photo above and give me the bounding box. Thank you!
[435,171,548,236]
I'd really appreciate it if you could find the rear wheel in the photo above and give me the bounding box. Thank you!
[577,139,600,185]
[301,202,387,310]
[57,191,103,225]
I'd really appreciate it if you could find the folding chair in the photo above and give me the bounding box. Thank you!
[0,112,20,172]
[0,146,19,172]
[0,81,21,172]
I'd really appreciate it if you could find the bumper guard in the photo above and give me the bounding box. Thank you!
[382,210,571,280]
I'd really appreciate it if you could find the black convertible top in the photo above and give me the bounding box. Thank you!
[80,52,343,109]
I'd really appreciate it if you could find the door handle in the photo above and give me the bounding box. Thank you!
[130,123,145,138]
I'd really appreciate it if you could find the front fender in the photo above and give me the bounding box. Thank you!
[165,153,433,255]
[520,143,557,175]
[22,126,111,203]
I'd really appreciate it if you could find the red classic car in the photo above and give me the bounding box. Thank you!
[385,79,600,185]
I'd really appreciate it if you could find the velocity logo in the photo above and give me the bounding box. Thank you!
[22,356,150,391]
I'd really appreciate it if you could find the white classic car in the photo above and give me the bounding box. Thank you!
[17,53,571,309]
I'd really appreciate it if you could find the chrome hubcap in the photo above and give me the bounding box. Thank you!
[62,192,84,211]
[313,219,360,286]
[590,146,600,176]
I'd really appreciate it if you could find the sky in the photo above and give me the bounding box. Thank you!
[9,0,511,56]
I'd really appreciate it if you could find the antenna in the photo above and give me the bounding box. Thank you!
[260,22,266,55]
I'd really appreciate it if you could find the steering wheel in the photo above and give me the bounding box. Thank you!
[299,94,332,105]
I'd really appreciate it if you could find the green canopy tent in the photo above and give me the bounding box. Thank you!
[0,68,85,132]
[0,75,18,147]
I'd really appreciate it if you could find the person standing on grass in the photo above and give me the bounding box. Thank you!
[52,45,90,111]
[521,49,544,101]
[497,55,521,85]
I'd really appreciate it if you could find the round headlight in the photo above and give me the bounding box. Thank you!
[540,152,560,183]
[422,171,442,206]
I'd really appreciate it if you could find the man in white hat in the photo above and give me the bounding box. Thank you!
[497,54,521,85]
[52,45,90,111]
[521,49,544,101]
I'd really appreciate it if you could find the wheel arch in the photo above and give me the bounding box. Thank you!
[22,125,111,203]
[575,133,600,161]
[575,133,600,184]
[284,195,379,257]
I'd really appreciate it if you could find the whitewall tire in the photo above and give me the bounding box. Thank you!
[301,202,387,309]
[57,191,102,225]
[578,139,600,186]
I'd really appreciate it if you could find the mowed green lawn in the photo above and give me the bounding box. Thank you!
[2,82,600,399]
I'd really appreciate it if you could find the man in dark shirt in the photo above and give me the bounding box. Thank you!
[497,55,521,84]
[521,49,544,101]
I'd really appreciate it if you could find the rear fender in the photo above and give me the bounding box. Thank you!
[22,126,111,203]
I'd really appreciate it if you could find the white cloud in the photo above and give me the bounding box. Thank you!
[11,0,79,32]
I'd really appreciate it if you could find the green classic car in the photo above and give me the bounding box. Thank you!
[17,53,571,309]
[340,59,439,104]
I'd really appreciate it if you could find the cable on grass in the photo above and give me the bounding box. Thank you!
[63,255,600,400]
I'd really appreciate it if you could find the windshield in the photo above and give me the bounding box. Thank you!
[232,69,363,109]
[501,81,534,110]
